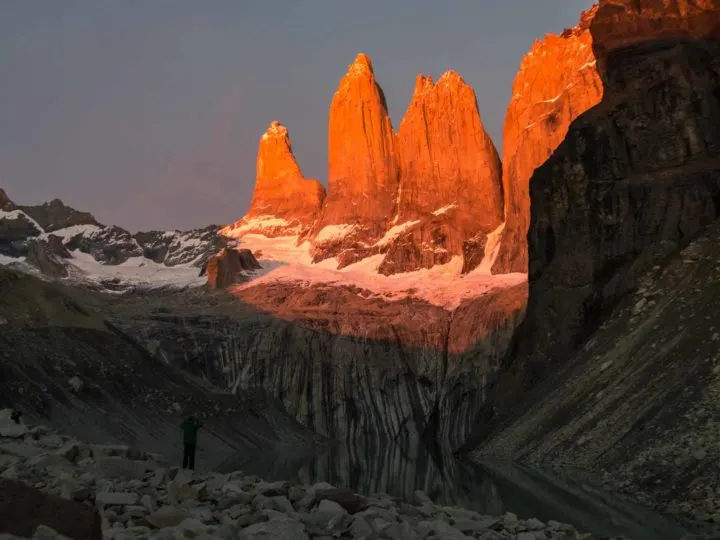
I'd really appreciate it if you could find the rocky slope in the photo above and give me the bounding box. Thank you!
[0,190,227,291]
[470,1,720,523]
[0,268,321,469]
[0,416,589,540]
[476,222,720,525]
[222,121,325,239]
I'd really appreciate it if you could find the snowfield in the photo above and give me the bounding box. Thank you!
[66,251,207,291]
[230,224,526,311]
[1,210,526,307]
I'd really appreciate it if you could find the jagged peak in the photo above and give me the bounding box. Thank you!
[0,188,15,211]
[347,52,374,76]
[562,4,600,37]
[413,74,435,95]
[438,69,467,86]
[261,120,290,141]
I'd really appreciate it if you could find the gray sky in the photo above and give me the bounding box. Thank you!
[0,1,593,231]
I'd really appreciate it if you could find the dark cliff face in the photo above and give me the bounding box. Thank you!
[102,283,526,450]
[520,37,720,375]
[468,35,720,522]
[19,198,101,233]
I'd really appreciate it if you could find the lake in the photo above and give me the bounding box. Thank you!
[218,438,715,540]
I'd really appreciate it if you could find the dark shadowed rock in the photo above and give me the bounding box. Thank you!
[25,236,72,277]
[0,199,43,257]
[134,225,226,267]
[310,488,369,514]
[0,188,16,211]
[0,478,102,540]
[64,225,142,265]
[471,19,720,524]
[19,199,101,234]
[517,37,720,376]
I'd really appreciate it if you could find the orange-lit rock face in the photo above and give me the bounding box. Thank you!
[397,71,503,230]
[492,7,603,274]
[226,121,325,238]
[382,72,503,274]
[310,53,400,260]
[232,280,527,355]
[591,0,720,61]
[493,0,720,275]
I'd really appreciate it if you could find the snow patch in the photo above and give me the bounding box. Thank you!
[541,93,563,104]
[0,253,24,266]
[163,230,204,250]
[228,230,528,310]
[41,224,103,241]
[374,221,420,247]
[233,254,526,311]
[0,209,43,232]
[432,204,457,216]
[476,223,506,275]
[221,215,292,238]
[262,121,288,140]
[66,250,205,290]
[315,224,356,244]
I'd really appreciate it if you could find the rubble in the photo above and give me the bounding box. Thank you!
[0,410,589,539]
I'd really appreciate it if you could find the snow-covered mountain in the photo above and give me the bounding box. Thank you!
[0,189,227,292]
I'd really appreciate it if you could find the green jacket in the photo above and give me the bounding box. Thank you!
[181,418,202,444]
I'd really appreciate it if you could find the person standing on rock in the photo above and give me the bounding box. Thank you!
[181,415,202,470]
[10,409,22,424]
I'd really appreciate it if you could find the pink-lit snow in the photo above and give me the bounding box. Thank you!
[232,229,526,311]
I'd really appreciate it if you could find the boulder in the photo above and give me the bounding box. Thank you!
[0,479,102,540]
[204,247,262,289]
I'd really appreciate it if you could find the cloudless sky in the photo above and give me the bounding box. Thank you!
[0,0,593,231]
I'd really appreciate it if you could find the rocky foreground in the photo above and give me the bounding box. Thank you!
[0,411,592,540]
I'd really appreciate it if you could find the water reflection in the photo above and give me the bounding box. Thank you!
[218,439,713,540]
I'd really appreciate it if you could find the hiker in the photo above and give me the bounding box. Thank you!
[181,415,202,470]
[10,409,21,425]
